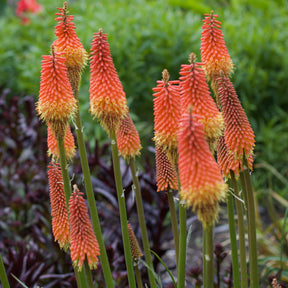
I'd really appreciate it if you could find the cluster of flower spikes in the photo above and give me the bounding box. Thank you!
[69,185,100,271]
[53,1,88,93]
[37,46,77,139]
[179,52,224,145]
[127,222,143,262]
[116,112,142,161]
[47,124,76,161]
[89,29,128,134]
[48,162,70,250]
[177,112,227,226]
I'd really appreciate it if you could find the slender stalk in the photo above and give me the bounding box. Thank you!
[242,157,259,288]
[227,187,241,288]
[231,171,248,288]
[74,107,115,287]
[202,229,207,288]
[77,270,88,288]
[177,201,187,287]
[129,160,157,288]
[135,264,144,288]
[167,189,179,270]
[0,254,10,288]
[111,131,136,287]
[84,259,94,288]
[204,223,214,288]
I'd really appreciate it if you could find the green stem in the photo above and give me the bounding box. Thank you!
[0,254,10,288]
[129,160,157,288]
[74,108,115,287]
[231,171,248,288]
[227,187,241,288]
[135,264,144,288]
[203,229,207,288]
[77,270,88,288]
[167,189,179,270]
[84,259,94,288]
[177,201,187,287]
[111,131,136,288]
[242,157,259,288]
[204,223,214,288]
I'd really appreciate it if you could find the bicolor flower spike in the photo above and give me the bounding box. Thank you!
[37,47,77,138]
[153,69,181,163]
[47,124,76,161]
[217,76,255,163]
[89,29,128,134]
[127,222,143,261]
[201,11,233,81]
[48,162,70,250]
[179,53,224,142]
[155,145,178,192]
[178,112,227,226]
[116,112,142,161]
[69,185,100,271]
[53,2,88,92]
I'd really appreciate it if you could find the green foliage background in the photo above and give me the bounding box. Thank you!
[1,0,287,195]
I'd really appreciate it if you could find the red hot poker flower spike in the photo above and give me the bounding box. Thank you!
[201,11,233,80]
[179,53,224,141]
[127,222,143,261]
[37,47,77,138]
[48,162,70,250]
[89,29,128,134]
[47,124,76,161]
[116,112,142,161]
[178,112,227,226]
[217,76,255,162]
[69,185,100,271]
[153,69,181,163]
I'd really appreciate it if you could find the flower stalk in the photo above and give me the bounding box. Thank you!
[204,223,214,288]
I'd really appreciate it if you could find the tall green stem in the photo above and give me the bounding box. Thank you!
[129,160,157,288]
[231,171,248,288]
[74,108,115,287]
[202,229,207,288]
[227,188,240,288]
[0,254,10,288]
[135,265,144,288]
[111,131,136,287]
[204,223,214,288]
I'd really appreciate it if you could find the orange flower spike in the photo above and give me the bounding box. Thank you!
[178,112,227,226]
[153,69,181,163]
[47,124,76,161]
[37,47,77,138]
[200,11,233,80]
[48,162,70,250]
[69,185,100,271]
[155,145,178,192]
[89,29,128,134]
[179,53,224,141]
[116,112,142,161]
[217,76,255,162]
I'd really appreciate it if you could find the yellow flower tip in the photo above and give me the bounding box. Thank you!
[69,185,100,271]
[155,145,178,192]
[188,52,197,64]
[116,112,142,161]
[47,124,76,161]
[48,162,70,250]
[178,112,228,225]
[89,30,127,133]
[127,222,143,261]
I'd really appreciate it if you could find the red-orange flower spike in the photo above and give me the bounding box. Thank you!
[89,29,128,133]
[37,47,77,138]
[201,11,233,80]
[178,112,227,226]
[116,112,142,161]
[179,53,224,141]
[69,185,100,271]
[48,162,70,250]
[153,69,181,163]
[47,124,76,161]
[217,76,255,162]
[155,145,178,192]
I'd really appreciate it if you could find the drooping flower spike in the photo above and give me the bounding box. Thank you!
[201,11,233,81]
[178,112,227,226]
[48,162,70,250]
[69,185,100,271]
[89,29,128,134]
[217,75,255,163]
[153,69,181,164]
[47,124,76,161]
[127,222,143,262]
[53,1,88,92]
[116,112,142,161]
[37,46,77,138]
[179,53,224,142]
